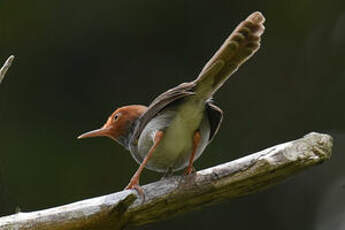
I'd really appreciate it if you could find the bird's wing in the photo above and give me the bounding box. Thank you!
[206,101,223,143]
[130,82,196,145]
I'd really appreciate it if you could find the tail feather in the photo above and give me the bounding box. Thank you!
[194,11,265,98]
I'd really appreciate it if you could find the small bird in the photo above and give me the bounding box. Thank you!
[78,12,265,194]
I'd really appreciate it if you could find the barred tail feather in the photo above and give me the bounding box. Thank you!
[194,11,265,99]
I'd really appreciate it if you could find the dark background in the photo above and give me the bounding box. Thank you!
[1,0,345,229]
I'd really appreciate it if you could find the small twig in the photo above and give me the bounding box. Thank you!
[0,132,333,230]
[0,55,15,85]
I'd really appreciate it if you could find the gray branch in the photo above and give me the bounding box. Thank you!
[0,55,14,85]
[0,132,333,230]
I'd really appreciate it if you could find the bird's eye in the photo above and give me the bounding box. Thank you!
[114,114,119,121]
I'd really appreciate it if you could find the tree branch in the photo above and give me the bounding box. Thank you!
[0,55,14,85]
[0,132,333,229]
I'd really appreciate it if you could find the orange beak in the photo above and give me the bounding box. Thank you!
[78,127,112,139]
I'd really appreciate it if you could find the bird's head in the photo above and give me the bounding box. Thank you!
[78,105,147,147]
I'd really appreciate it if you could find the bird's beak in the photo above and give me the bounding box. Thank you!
[77,127,111,139]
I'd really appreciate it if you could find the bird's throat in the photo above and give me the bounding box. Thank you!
[116,120,138,150]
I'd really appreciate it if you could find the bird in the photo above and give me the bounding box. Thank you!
[78,11,265,195]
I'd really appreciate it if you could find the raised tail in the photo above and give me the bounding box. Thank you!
[193,11,265,99]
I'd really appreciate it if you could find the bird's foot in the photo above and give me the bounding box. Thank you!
[125,180,145,202]
[184,165,196,175]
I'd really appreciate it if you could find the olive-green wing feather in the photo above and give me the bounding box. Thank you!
[130,82,196,144]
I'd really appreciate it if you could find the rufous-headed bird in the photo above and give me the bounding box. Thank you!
[78,12,265,195]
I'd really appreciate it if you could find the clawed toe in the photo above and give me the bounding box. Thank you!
[125,183,145,201]
[184,165,196,175]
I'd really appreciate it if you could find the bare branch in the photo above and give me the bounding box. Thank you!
[0,132,333,229]
[0,55,15,85]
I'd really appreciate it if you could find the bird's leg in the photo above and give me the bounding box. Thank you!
[125,130,164,196]
[184,131,201,175]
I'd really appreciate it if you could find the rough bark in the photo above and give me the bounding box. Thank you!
[0,55,14,85]
[0,132,333,230]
